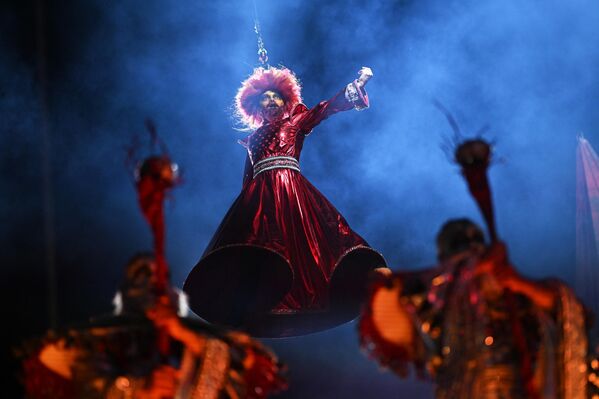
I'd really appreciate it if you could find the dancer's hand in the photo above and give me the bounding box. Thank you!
[373,266,393,278]
[357,67,373,87]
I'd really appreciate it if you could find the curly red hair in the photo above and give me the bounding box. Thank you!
[235,67,302,129]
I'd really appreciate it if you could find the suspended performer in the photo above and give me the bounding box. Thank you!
[184,66,389,337]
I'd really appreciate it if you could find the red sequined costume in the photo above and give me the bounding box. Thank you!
[185,68,386,337]
[21,255,287,399]
[359,220,594,399]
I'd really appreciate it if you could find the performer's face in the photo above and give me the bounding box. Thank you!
[125,256,158,289]
[437,220,486,261]
[131,261,157,289]
[260,90,285,122]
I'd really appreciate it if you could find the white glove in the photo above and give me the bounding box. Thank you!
[357,66,373,87]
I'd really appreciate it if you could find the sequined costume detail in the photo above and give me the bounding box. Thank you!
[252,156,300,178]
[360,264,592,398]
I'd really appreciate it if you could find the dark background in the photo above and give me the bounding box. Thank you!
[2,0,599,397]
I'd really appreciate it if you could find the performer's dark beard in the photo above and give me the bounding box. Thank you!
[262,105,284,122]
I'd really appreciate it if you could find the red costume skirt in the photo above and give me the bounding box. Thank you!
[184,169,385,337]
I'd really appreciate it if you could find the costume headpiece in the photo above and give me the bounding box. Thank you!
[235,67,302,129]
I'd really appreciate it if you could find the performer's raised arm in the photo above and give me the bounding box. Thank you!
[293,67,374,134]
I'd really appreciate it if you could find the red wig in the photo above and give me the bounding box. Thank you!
[235,66,302,129]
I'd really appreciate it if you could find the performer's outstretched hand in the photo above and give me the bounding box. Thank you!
[357,67,373,88]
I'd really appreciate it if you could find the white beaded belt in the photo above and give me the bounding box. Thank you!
[253,156,301,178]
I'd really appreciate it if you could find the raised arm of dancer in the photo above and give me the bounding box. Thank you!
[292,67,373,134]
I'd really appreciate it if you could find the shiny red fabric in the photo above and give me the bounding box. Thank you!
[185,86,385,335]
[223,169,368,311]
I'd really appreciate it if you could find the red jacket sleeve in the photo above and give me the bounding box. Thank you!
[291,81,369,135]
